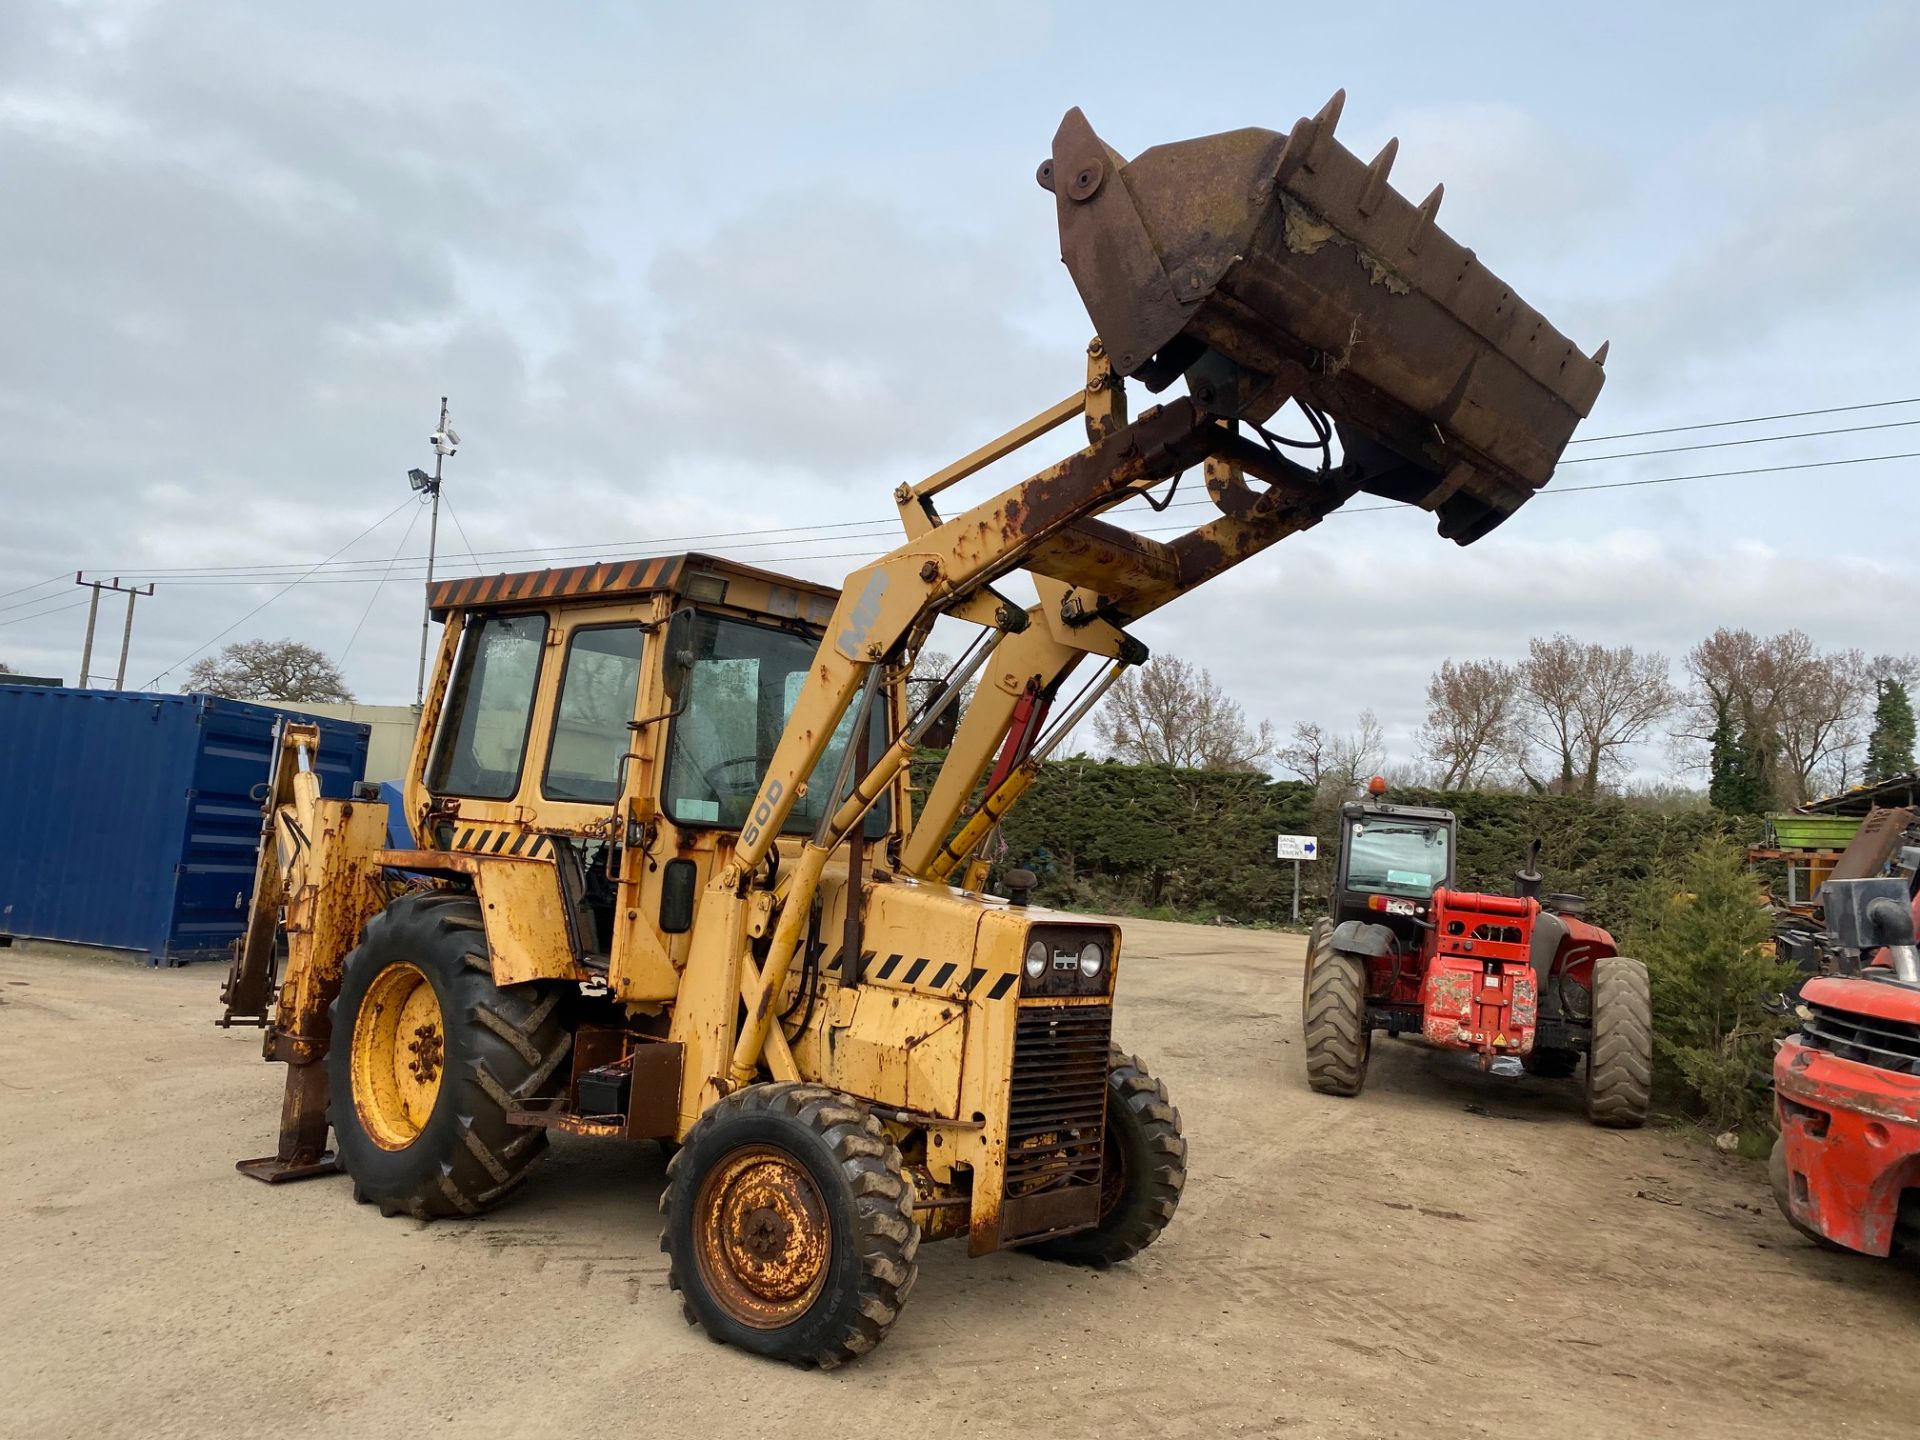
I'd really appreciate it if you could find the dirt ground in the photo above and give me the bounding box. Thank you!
[3,922,1917,1440]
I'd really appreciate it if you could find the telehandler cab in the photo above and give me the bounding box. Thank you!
[1301,780,1653,1126]
[219,95,1607,1364]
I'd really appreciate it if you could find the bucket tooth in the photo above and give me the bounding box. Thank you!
[1304,89,1346,169]
[1047,96,1608,544]
[1407,182,1445,252]
[1591,340,1611,367]
[1358,137,1398,216]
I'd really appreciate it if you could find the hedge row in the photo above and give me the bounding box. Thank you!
[929,758,1765,926]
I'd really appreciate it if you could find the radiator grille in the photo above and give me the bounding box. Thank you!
[1003,1004,1112,1211]
[1802,1000,1920,1076]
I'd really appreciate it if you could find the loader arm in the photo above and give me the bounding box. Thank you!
[704,95,1606,1094]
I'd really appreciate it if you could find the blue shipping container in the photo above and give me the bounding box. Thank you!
[0,687,370,964]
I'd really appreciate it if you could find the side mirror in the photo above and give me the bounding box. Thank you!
[659,857,698,934]
[660,608,697,706]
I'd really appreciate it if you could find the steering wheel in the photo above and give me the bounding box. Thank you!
[701,755,764,798]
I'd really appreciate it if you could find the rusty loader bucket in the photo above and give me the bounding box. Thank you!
[1043,94,1606,543]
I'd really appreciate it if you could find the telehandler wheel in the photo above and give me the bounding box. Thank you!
[1029,1048,1186,1267]
[1304,950,1371,1097]
[661,1083,919,1368]
[328,892,572,1220]
[1522,1047,1581,1079]
[1302,917,1332,1009]
[1585,955,1653,1129]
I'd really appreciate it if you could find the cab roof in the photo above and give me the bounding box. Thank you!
[426,551,842,625]
[1341,800,1458,826]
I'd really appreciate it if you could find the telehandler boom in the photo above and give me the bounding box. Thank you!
[219,95,1606,1365]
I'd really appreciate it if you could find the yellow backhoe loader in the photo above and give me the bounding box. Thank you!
[219,95,1606,1365]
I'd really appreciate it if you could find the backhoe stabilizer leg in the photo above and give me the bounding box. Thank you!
[235,1059,338,1183]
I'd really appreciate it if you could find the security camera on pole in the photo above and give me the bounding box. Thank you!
[410,396,459,707]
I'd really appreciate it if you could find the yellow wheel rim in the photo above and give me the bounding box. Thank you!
[350,961,445,1150]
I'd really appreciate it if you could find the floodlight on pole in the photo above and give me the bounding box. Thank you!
[412,397,453,707]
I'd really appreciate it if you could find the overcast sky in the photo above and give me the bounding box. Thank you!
[2,1,1914,781]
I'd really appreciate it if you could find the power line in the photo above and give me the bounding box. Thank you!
[140,497,416,688]
[21,396,1920,593]
[71,408,1920,585]
[88,514,900,580]
[1198,449,1920,524]
[1559,417,1920,465]
[1566,395,1920,445]
[0,571,70,606]
[439,490,483,574]
[339,500,426,666]
[69,447,1917,592]
[0,596,91,630]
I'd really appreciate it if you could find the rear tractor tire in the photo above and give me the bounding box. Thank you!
[328,892,572,1220]
[1029,1048,1187,1267]
[1585,955,1652,1128]
[1304,947,1371,1097]
[661,1083,920,1368]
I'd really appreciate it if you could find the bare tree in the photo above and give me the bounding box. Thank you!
[1683,629,1907,804]
[186,639,354,704]
[1518,634,1674,796]
[1418,658,1521,788]
[1092,655,1274,771]
[907,649,976,719]
[1278,711,1385,797]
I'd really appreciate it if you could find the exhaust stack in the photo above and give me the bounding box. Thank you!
[1043,96,1607,543]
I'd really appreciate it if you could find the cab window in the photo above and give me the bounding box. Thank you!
[543,624,647,804]
[664,612,888,836]
[427,613,547,799]
[1344,819,1449,898]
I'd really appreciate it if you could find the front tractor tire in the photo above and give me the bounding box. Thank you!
[328,893,572,1219]
[1585,956,1653,1129]
[1304,944,1372,1097]
[662,1084,920,1368]
[1030,1048,1187,1267]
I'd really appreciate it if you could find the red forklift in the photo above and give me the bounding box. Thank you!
[1772,873,1920,1255]
[1301,779,1652,1126]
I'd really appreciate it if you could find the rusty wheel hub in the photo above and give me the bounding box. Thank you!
[694,1144,831,1328]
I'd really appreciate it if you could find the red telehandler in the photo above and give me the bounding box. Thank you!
[1301,780,1652,1126]
[1772,874,1920,1255]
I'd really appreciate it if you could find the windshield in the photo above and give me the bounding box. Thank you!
[1345,818,1449,898]
[664,613,889,836]
[427,613,547,800]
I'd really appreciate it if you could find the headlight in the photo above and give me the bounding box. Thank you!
[1077,941,1105,978]
[1024,941,1047,982]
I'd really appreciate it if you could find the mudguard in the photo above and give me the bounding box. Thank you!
[1330,920,1400,958]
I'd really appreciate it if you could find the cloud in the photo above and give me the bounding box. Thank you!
[1121,511,1905,778]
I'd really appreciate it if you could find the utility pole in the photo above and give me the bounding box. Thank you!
[114,581,155,688]
[75,574,156,689]
[410,396,459,706]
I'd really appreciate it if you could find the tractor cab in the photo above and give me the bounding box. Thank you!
[1329,781,1457,950]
